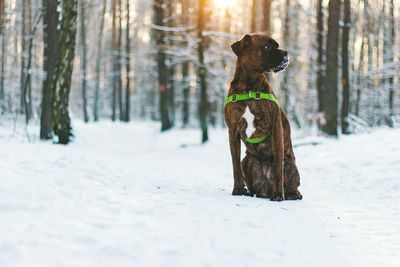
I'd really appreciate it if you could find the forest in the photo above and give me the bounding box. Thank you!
[0,0,397,143]
[1,1,400,266]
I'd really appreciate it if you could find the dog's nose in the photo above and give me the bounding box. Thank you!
[282,51,288,58]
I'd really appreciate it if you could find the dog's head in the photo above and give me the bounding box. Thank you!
[231,34,289,73]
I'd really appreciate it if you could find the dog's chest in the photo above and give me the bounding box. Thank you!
[243,107,256,137]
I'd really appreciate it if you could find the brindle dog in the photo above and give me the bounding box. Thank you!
[224,34,302,201]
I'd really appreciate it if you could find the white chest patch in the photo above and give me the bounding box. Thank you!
[243,107,256,138]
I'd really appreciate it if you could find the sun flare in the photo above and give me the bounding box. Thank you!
[213,0,235,9]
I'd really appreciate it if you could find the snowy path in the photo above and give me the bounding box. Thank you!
[1,122,399,267]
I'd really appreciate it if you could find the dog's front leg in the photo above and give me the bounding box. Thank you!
[228,128,248,195]
[270,109,285,201]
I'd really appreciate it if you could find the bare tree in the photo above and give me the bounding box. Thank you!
[181,0,190,127]
[93,0,107,121]
[40,0,59,140]
[322,0,341,136]
[316,0,324,112]
[261,0,271,35]
[0,0,5,108]
[154,0,172,131]
[22,13,41,124]
[79,0,89,122]
[0,0,4,35]
[197,0,209,143]
[387,0,396,127]
[111,0,119,121]
[341,0,351,134]
[118,0,123,120]
[20,0,32,115]
[251,0,257,32]
[51,0,78,144]
[124,0,131,122]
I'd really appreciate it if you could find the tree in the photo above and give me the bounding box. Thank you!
[124,0,131,122]
[251,0,257,32]
[79,0,89,122]
[40,0,59,140]
[0,0,4,35]
[341,0,351,134]
[0,0,5,109]
[281,0,291,112]
[261,0,271,35]
[111,0,122,121]
[51,0,78,144]
[316,0,324,112]
[181,0,190,127]
[167,1,176,125]
[387,0,395,127]
[20,0,32,116]
[322,0,341,136]
[154,0,172,131]
[22,12,41,124]
[118,0,123,121]
[93,0,107,121]
[197,0,209,143]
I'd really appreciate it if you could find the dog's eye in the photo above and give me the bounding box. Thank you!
[264,45,268,50]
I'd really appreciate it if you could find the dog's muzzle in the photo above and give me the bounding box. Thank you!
[272,55,289,73]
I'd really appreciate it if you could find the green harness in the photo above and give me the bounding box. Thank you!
[224,91,281,144]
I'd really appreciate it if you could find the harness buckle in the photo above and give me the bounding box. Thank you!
[232,95,238,102]
[255,92,261,100]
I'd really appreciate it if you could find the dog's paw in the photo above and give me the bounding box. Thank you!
[232,186,250,196]
[270,191,284,202]
[285,190,303,200]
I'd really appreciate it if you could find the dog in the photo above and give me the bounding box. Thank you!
[224,34,302,201]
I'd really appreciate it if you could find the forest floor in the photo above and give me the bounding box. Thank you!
[0,121,399,267]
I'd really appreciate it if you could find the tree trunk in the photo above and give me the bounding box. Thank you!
[22,12,41,124]
[20,0,32,115]
[251,0,257,32]
[281,0,290,112]
[40,0,59,140]
[79,0,89,122]
[0,0,4,35]
[322,0,340,136]
[261,0,271,81]
[167,2,175,125]
[93,0,107,121]
[0,2,5,110]
[111,0,118,121]
[124,0,131,122]
[197,0,209,143]
[51,0,78,144]
[154,0,172,131]
[316,0,324,112]
[181,0,190,127]
[118,0,123,121]
[388,0,395,127]
[341,0,350,134]
[355,36,364,117]
[261,0,271,35]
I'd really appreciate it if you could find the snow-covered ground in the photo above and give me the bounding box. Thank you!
[1,122,399,267]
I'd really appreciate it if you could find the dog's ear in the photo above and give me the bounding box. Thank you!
[231,34,252,57]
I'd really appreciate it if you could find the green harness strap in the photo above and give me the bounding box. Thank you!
[224,91,281,107]
[224,91,281,144]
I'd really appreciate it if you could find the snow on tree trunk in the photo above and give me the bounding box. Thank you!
[51,0,78,145]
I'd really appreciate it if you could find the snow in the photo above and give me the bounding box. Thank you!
[0,122,399,267]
